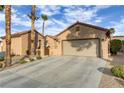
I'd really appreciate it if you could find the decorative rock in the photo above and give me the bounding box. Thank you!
[24,58,30,62]
[33,57,37,60]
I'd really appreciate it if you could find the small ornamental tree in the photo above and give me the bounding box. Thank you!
[110,39,122,55]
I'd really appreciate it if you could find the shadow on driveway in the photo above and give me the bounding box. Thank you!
[97,67,113,77]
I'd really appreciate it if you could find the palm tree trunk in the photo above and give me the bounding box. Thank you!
[31,5,35,56]
[42,21,45,36]
[42,21,45,56]
[5,5,11,67]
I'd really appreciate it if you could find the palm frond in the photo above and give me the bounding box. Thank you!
[0,5,4,11]
[34,16,40,20]
[109,28,115,34]
[41,14,48,21]
[28,12,39,21]
[27,14,32,19]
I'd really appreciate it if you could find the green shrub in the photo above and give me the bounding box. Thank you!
[19,60,27,64]
[0,57,4,61]
[111,65,124,79]
[110,39,122,55]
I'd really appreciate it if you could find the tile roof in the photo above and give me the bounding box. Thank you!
[1,30,44,39]
[46,35,58,40]
[56,21,109,36]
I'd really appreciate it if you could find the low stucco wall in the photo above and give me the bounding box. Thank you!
[112,36,124,41]
[2,37,22,55]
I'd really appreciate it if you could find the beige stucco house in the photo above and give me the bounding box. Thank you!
[0,30,44,56]
[45,21,110,59]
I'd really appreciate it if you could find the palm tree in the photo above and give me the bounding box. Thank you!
[41,14,48,56]
[0,5,12,67]
[109,28,115,36]
[30,5,35,56]
[41,14,48,36]
[108,28,115,54]
[28,5,39,56]
[0,5,4,10]
[109,28,115,40]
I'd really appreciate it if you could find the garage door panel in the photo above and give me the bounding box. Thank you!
[63,39,99,57]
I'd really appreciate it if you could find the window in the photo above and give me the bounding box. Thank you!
[76,26,80,31]
[38,40,41,49]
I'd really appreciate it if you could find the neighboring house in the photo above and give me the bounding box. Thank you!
[112,36,124,41]
[112,36,124,52]
[0,30,44,56]
[45,21,110,59]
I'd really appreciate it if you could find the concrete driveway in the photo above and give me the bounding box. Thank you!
[0,56,106,88]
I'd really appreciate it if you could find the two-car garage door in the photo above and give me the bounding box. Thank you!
[63,39,100,57]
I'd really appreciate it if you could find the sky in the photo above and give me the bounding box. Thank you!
[0,5,124,36]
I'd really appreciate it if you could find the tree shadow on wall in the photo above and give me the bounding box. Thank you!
[64,25,101,57]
